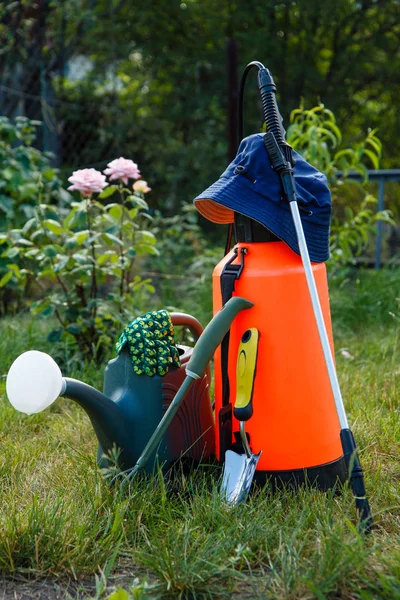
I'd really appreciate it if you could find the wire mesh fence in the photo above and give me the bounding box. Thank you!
[0,71,123,171]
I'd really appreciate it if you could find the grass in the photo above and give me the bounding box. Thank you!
[0,269,399,599]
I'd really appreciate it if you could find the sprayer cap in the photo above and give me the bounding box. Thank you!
[6,350,63,415]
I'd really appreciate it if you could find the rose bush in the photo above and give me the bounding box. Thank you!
[0,158,158,362]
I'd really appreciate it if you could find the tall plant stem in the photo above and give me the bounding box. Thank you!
[119,184,126,303]
[33,276,67,328]
[86,198,97,317]
[49,258,75,310]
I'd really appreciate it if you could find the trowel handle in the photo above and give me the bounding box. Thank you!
[186,297,253,378]
[170,313,204,341]
[234,328,259,422]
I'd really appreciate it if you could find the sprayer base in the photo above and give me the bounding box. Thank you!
[252,455,348,491]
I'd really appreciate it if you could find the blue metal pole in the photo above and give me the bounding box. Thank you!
[375,178,385,269]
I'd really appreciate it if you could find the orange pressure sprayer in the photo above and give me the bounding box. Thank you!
[213,226,346,487]
[201,60,372,530]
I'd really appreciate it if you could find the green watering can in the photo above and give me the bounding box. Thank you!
[6,297,252,477]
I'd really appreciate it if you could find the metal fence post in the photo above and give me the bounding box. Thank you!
[375,177,385,269]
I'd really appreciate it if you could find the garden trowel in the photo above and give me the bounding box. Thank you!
[221,328,261,504]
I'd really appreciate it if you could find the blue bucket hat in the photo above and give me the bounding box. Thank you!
[194,133,331,263]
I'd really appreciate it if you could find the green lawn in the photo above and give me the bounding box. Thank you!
[0,270,399,599]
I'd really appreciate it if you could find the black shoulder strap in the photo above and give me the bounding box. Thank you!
[218,247,246,459]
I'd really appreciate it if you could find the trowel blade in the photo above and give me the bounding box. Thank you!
[221,449,261,505]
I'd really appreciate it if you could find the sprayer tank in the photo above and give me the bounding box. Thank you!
[213,241,344,481]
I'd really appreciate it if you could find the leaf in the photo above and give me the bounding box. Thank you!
[137,244,159,256]
[30,229,45,242]
[6,263,20,277]
[43,219,64,235]
[66,323,82,335]
[42,304,55,317]
[98,185,119,199]
[140,231,156,244]
[362,148,379,170]
[22,217,37,235]
[0,195,14,214]
[129,195,149,210]
[103,232,123,246]
[25,248,40,258]
[31,298,51,315]
[63,206,79,228]
[74,230,89,245]
[43,245,58,258]
[108,204,123,220]
[316,126,338,147]
[72,253,90,264]
[106,588,130,600]
[365,136,382,156]
[47,328,63,342]
[38,267,57,282]
[53,256,70,272]
[0,271,13,287]
[3,247,20,259]
[16,238,34,247]
[18,182,38,201]
[65,236,78,249]
[334,149,354,162]
[97,252,116,265]
[59,187,73,204]
[1,169,13,181]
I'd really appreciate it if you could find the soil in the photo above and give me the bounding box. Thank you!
[0,576,95,600]
[0,571,141,600]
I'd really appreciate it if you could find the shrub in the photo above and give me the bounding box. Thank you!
[0,116,68,226]
[0,166,157,362]
[287,104,392,271]
[0,117,72,314]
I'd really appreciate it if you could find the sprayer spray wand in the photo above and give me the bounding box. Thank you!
[240,61,372,532]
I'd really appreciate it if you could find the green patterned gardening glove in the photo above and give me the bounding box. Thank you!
[115,309,181,377]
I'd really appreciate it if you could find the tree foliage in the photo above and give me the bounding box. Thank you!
[287,104,392,269]
[0,0,399,214]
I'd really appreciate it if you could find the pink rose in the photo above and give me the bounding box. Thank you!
[67,168,108,198]
[133,180,151,194]
[103,157,141,185]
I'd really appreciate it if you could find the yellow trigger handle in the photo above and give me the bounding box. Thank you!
[234,328,259,422]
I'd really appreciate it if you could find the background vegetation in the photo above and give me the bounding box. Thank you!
[1,0,400,217]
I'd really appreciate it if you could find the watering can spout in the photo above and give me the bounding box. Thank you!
[62,378,136,467]
[6,351,136,468]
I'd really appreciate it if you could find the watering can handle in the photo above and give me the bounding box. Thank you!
[170,313,204,341]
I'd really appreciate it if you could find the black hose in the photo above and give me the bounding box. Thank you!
[238,61,264,144]
[238,59,373,532]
